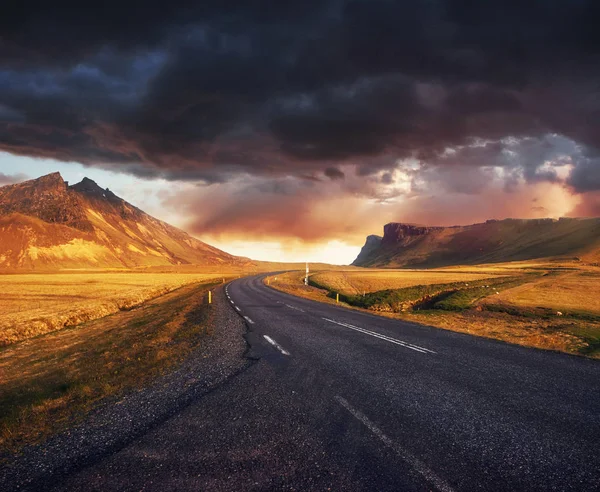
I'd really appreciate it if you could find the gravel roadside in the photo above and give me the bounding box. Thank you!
[0,285,252,492]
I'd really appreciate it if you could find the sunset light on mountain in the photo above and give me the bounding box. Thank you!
[2,2,600,490]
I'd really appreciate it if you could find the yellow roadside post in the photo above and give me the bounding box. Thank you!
[208,291,212,304]
[336,293,339,303]
[267,278,270,285]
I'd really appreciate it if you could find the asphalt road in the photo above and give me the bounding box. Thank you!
[219,275,600,491]
[7,274,600,491]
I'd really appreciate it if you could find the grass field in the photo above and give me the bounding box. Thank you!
[310,270,506,297]
[488,271,600,314]
[266,263,600,358]
[0,272,231,345]
[0,279,219,456]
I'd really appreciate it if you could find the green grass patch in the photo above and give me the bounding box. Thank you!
[571,327,600,356]
[483,303,600,322]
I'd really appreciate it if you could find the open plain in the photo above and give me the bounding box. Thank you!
[0,272,232,346]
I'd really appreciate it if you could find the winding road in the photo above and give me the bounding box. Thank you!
[218,274,600,491]
[10,273,600,491]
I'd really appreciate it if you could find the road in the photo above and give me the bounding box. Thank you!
[220,275,600,491]
[9,274,600,491]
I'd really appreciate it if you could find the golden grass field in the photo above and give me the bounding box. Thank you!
[0,279,220,455]
[310,269,506,296]
[266,262,600,358]
[488,270,600,314]
[0,272,232,345]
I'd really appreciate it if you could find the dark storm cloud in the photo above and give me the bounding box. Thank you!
[324,167,345,180]
[567,155,600,192]
[1,0,600,189]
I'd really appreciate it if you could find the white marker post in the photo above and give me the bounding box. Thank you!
[305,262,309,286]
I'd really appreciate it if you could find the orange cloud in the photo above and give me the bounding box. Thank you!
[159,173,581,264]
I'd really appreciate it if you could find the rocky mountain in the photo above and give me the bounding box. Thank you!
[0,172,248,270]
[352,234,383,266]
[353,218,600,267]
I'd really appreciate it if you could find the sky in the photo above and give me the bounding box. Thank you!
[1,1,600,264]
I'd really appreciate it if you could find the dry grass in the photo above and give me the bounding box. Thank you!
[0,272,229,345]
[0,279,221,455]
[310,269,505,296]
[267,271,334,304]
[487,270,600,313]
[401,310,587,354]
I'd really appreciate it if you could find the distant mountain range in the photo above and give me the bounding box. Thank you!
[353,219,600,267]
[0,172,250,270]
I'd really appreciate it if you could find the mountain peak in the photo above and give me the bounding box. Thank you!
[0,171,88,228]
[0,172,67,195]
[70,177,122,204]
[0,172,242,270]
[32,172,66,189]
[38,171,63,180]
[80,176,98,185]
[71,177,104,193]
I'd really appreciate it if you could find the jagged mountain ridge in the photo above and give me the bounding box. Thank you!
[0,172,247,269]
[353,219,600,267]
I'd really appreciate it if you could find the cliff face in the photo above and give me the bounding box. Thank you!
[0,173,247,270]
[353,218,600,267]
[381,223,443,246]
[351,234,382,266]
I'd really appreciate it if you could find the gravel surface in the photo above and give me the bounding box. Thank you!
[0,286,251,492]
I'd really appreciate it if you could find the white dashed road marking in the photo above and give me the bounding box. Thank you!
[322,318,436,354]
[263,335,290,356]
[285,304,305,312]
[335,396,454,492]
[244,316,255,325]
[235,306,241,312]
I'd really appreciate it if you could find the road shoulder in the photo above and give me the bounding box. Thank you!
[0,286,251,492]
